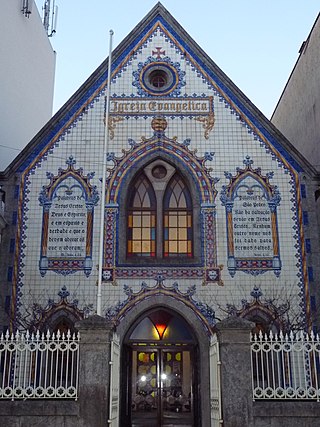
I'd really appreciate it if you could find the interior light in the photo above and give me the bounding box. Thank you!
[161,373,167,380]
[155,323,167,339]
[140,375,147,382]
[149,310,172,340]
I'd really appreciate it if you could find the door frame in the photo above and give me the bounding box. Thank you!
[116,296,212,426]
[124,343,198,426]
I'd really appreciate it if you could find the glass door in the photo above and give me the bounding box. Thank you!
[131,347,193,427]
[161,349,193,426]
[131,349,159,427]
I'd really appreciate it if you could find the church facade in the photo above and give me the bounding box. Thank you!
[0,3,319,426]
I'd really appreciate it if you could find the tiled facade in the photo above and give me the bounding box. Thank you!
[0,4,317,337]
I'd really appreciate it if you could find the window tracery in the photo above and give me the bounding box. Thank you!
[163,175,193,257]
[126,162,193,260]
[127,174,156,257]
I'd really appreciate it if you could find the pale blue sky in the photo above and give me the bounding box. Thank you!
[35,1,319,118]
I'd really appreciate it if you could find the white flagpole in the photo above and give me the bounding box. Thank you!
[97,29,114,316]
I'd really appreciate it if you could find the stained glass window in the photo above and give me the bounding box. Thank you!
[149,70,167,88]
[127,174,156,257]
[163,175,193,257]
[126,165,194,260]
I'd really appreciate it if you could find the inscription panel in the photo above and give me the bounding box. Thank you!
[38,156,99,276]
[233,187,273,258]
[47,184,87,258]
[221,157,281,277]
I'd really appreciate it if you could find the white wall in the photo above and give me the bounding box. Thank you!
[0,0,56,171]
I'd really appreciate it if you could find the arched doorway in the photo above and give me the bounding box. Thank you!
[121,308,199,427]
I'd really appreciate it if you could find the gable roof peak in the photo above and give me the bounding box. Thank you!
[142,2,173,23]
[151,2,167,13]
[0,2,316,177]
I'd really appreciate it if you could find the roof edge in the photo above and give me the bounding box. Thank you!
[0,3,317,178]
[271,12,320,120]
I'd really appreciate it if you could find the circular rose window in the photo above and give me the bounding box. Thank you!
[149,70,168,88]
[140,63,178,95]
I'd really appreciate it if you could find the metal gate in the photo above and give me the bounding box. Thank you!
[209,334,223,426]
[108,333,120,426]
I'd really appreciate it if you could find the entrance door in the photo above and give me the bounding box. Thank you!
[131,347,194,427]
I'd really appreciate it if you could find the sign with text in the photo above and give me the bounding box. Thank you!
[220,157,281,277]
[110,97,212,116]
[233,187,273,258]
[47,185,87,258]
[39,156,99,277]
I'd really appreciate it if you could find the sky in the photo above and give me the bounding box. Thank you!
[34,1,319,119]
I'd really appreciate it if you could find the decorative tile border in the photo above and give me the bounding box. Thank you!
[106,123,218,205]
[221,156,281,277]
[101,120,223,284]
[10,10,309,330]
[38,156,99,276]
[132,56,185,96]
[105,276,217,332]
[16,18,304,175]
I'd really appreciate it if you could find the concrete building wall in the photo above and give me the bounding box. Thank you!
[0,172,19,330]
[271,13,320,329]
[271,14,320,171]
[0,0,55,171]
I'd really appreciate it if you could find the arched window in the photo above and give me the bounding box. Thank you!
[127,174,156,257]
[53,317,76,334]
[163,174,193,257]
[126,162,194,261]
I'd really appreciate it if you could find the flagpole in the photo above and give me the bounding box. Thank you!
[97,29,114,316]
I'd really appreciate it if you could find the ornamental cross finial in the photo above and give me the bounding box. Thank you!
[152,47,166,59]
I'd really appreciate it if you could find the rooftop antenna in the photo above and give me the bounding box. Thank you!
[43,0,58,37]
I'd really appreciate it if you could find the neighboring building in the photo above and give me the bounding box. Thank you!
[271,13,320,326]
[272,13,320,171]
[0,0,56,171]
[0,4,319,425]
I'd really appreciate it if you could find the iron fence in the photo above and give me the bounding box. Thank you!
[251,330,320,400]
[0,329,79,400]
